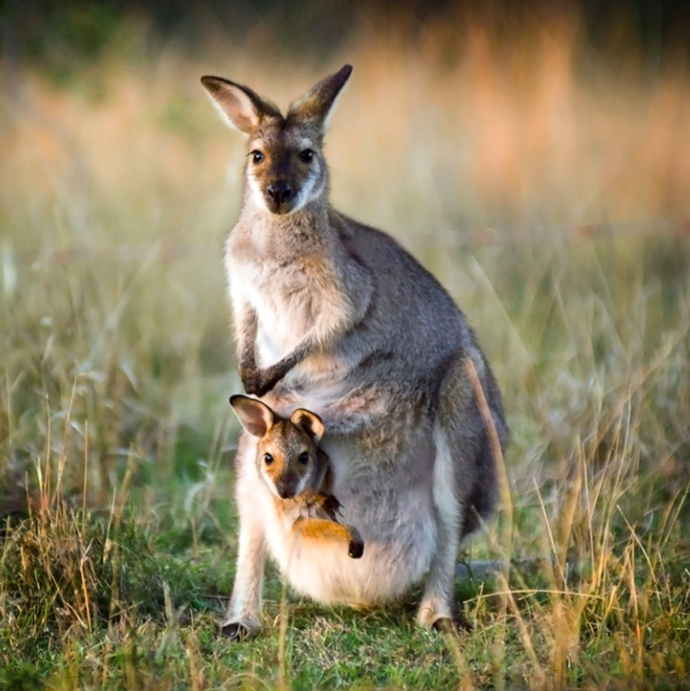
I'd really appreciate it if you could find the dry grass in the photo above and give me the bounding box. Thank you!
[1,7,690,690]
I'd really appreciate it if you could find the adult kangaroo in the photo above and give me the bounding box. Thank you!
[201,65,508,640]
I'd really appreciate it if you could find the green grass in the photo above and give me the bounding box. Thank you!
[2,235,689,690]
[2,11,690,690]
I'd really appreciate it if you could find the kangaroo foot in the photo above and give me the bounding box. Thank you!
[220,621,253,641]
[431,613,473,634]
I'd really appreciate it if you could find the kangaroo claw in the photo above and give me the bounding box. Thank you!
[220,622,252,641]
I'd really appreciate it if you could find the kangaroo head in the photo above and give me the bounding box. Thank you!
[229,395,326,499]
[201,65,352,215]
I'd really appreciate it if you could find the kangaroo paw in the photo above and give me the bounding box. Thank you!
[241,369,268,397]
[220,621,253,641]
[322,494,343,521]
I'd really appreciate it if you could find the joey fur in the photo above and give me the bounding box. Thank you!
[229,394,364,559]
[202,65,508,637]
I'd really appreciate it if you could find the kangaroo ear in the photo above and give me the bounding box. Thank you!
[230,395,275,437]
[201,76,282,135]
[290,408,325,444]
[288,64,353,130]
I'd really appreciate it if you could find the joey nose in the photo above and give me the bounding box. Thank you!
[275,479,296,500]
[267,182,293,205]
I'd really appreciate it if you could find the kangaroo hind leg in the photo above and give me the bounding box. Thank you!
[221,435,268,641]
[418,352,496,631]
[417,425,464,630]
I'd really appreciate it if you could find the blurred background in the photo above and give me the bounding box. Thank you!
[1,1,690,687]
[1,0,689,540]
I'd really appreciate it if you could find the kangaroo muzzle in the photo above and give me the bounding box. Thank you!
[265,182,294,214]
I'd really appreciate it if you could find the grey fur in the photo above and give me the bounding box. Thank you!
[202,65,508,636]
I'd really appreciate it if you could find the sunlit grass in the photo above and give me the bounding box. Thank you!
[1,9,690,690]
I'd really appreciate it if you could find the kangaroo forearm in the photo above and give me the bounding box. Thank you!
[257,306,364,393]
[241,281,366,396]
[243,333,321,397]
[237,309,258,375]
[261,336,313,385]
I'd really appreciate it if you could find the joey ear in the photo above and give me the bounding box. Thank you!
[289,408,325,444]
[201,75,282,134]
[287,64,353,129]
[230,395,275,437]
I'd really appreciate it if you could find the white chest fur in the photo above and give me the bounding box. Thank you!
[230,260,298,365]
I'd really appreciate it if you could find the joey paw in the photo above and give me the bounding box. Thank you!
[220,622,252,641]
[322,494,343,521]
[348,539,365,559]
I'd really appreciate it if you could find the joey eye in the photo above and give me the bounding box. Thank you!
[250,150,265,164]
[299,149,314,163]
[298,452,309,465]
[264,453,274,465]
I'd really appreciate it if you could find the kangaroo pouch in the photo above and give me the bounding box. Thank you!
[261,430,438,605]
[264,483,437,606]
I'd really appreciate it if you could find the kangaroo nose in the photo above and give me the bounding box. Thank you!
[267,182,293,205]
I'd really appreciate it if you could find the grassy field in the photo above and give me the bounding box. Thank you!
[1,9,690,690]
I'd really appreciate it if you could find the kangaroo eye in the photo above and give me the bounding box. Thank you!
[250,150,264,164]
[298,452,309,465]
[264,453,274,465]
[299,149,314,163]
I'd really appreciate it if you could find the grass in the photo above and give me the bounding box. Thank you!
[2,7,690,690]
